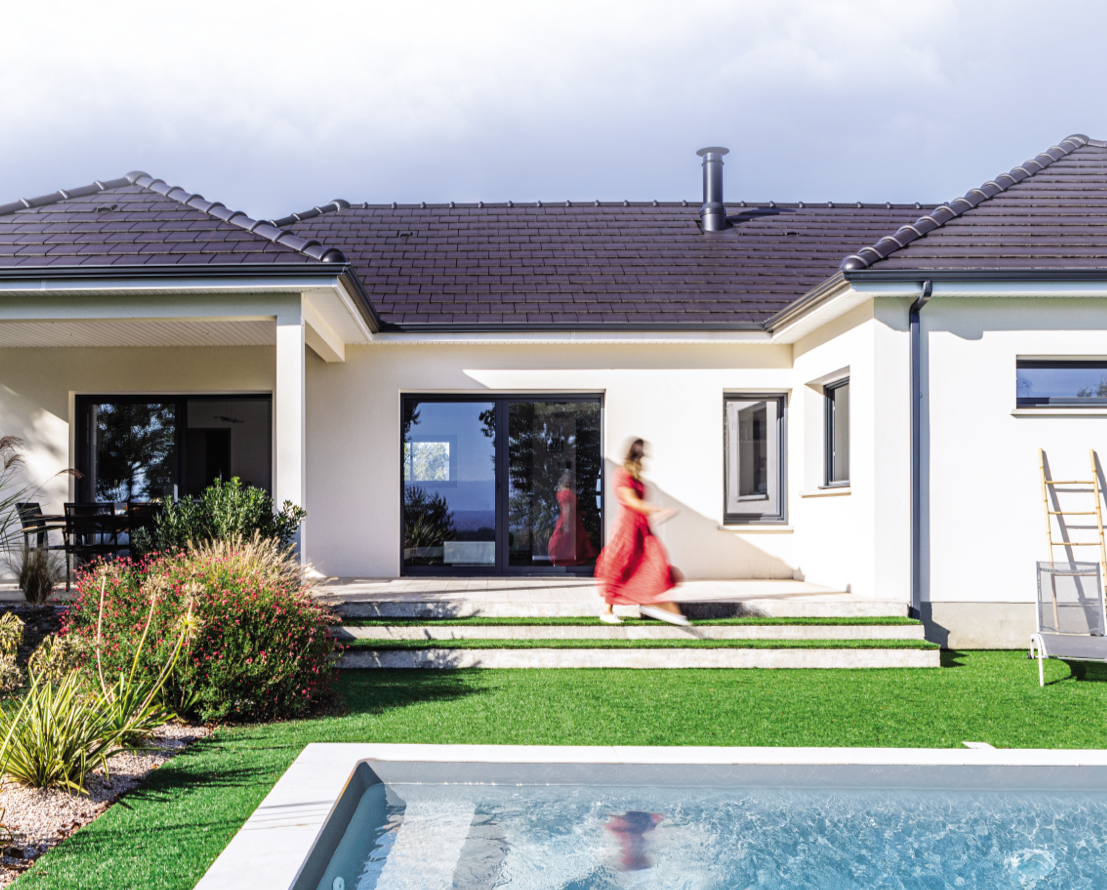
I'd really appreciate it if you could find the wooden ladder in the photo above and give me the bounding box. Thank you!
[1039,448,1107,585]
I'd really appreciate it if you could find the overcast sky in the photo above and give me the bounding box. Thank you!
[3,0,1104,220]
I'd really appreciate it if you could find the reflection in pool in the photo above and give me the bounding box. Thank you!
[316,781,1107,889]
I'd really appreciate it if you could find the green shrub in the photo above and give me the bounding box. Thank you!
[0,670,122,793]
[0,613,23,694]
[63,537,339,723]
[131,478,306,556]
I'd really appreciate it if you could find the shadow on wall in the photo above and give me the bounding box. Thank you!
[0,381,71,507]
[605,458,797,581]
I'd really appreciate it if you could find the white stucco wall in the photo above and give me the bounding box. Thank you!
[789,298,912,601]
[921,297,1107,606]
[305,341,813,579]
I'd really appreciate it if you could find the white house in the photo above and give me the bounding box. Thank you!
[2,134,1105,648]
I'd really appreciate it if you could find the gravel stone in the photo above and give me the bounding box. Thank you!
[0,722,209,885]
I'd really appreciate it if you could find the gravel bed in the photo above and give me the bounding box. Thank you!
[0,722,209,885]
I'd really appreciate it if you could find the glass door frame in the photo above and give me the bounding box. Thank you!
[74,393,273,503]
[400,393,605,577]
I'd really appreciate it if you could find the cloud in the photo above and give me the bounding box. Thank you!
[0,0,1103,217]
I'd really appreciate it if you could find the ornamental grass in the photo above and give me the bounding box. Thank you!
[62,536,341,723]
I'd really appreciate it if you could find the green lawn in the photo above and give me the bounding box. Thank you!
[343,638,937,650]
[14,651,1107,890]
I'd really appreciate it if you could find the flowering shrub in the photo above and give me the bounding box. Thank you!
[62,536,339,723]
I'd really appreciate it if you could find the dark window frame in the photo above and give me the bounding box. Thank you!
[400,393,605,577]
[1016,359,1107,406]
[74,393,272,503]
[825,378,850,487]
[722,392,788,525]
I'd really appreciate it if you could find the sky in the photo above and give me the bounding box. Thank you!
[3,0,1105,220]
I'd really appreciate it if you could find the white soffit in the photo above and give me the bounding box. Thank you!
[0,319,275,348]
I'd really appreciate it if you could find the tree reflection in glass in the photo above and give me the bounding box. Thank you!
[91,402,177,502]
[508,401,601,568]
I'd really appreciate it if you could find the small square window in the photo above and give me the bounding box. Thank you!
[724,394,786,523]
[826,379,849,486]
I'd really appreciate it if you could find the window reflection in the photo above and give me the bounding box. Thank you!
[508,401,601,568]
[403,401,496,567]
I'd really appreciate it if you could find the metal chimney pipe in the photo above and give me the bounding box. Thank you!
[696,146,729,232]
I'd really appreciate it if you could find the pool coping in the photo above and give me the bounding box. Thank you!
[193,743,1107,890]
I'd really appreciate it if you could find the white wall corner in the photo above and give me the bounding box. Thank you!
[302,298,346,363]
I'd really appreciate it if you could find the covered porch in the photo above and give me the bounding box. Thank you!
[0,270,373,566]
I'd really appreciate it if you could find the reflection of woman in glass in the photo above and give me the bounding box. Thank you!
[548,467,598,566]
[595,439,687,625]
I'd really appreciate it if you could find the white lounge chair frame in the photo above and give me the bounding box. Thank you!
[1030,560,1107,686]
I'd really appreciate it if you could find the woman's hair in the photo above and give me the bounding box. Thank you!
[623,438,646,480]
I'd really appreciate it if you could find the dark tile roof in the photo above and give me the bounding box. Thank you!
[0,173,345,269]
[283,201,932,327]
[842,134,1107,274]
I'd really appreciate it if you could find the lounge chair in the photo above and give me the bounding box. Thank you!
[1030,561,1107,686]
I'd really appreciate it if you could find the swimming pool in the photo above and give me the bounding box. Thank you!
[193,745,1107,890]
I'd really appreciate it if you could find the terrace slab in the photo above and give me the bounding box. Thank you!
[338,647,939,669]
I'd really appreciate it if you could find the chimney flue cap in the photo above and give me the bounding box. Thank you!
[696,146,730,157]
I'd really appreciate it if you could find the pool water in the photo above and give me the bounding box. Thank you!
[317,782,1107,889]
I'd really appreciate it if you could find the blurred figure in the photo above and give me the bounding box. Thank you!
[548,467,598,566]
[605,811,663,871]
[594,439,687,625]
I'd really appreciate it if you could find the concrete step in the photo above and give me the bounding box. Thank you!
[334,624,926,642]
[339,647,940,669]
[336,599,910,620]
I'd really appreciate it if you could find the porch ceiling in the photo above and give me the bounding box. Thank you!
[0,318,275,348]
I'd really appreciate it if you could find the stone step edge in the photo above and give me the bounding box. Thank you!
[335,600,910,619]
[333,625,928,641]
[340,648,940,670]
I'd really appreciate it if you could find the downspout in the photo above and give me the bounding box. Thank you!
[910,280,933,619]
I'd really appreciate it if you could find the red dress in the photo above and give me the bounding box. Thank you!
[594,468,678,605]
[548,489,598,566]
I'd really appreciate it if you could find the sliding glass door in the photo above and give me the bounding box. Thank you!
[402,395,603,575]
[76,395,272,503]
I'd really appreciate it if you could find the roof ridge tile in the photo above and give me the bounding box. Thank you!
[839,134,1094,271]
[0,171,347,265]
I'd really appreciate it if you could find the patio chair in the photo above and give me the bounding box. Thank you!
[63,502,120,589]
[1030,560,1107,686]
[17,502,56,549]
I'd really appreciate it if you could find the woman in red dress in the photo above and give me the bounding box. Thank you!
[594,439,687,625]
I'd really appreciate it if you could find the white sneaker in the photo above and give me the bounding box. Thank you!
[599,612,624,625]
[640,605,690,626]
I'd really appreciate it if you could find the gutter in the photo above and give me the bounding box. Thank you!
[910,280,933,620]
[0,262,382,335]
[846,269,1107,284]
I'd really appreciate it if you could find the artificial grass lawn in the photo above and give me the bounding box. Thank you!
[343,637,938,650]
[15,650,1107,890]
[343,615,920,627]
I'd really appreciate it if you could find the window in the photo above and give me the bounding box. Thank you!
[825,379,850,486]
[402,395,603,574]
[76,395,272,503]
[724,394,786,523]
[1017,360,1107,406]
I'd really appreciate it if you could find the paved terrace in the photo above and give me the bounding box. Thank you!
[314,578,908,619]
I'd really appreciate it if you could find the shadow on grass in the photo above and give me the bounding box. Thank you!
[1061,660,1107,683]
[940,650,969,668]
[337,667,482,714]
